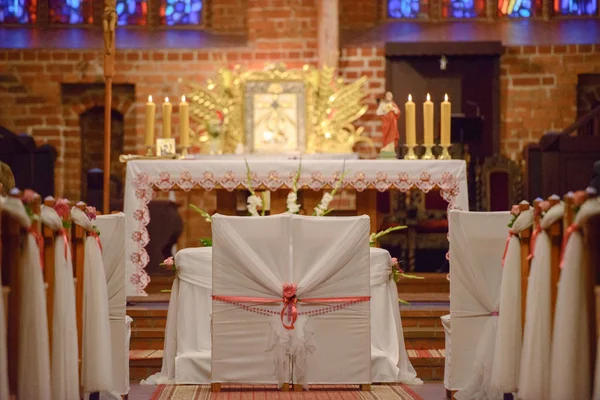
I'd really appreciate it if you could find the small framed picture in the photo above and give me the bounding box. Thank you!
[156,138,176,156]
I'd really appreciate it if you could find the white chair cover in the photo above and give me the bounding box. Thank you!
[95,213,131,396]
[369,247,422,384]
[491,204,534,393]
[211,214,371,387]
[518,202,565,400]
[41,205,80,400]
[2,197,51,400]
[145,245,418,385]
[71,207,113,393]
[448,211,508,400]
[0,197,9,400]
[441,314,452,389]
[550,198,600,400]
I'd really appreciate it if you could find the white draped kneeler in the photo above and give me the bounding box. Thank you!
[211,214,371,388]
[96,213,131,396]
[448,211,508,399]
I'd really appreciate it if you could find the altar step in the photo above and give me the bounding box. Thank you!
[128,349,446,382]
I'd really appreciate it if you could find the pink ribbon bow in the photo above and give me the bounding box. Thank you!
[527,226,542,261]
[89,231,102,252]
[559,223,579,269]
[501,232,517,267]
[28,227,44,269]
[213,282,370,330]
[57,228,69,259]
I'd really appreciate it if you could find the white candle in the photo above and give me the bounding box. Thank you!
[145,95,155,147]
[440,94,451,147]
[162,97,172,139]
[179,95,189,147]
[423,93,434,146]
[405,94,416,146]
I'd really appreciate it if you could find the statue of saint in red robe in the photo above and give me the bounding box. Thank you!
[376,91,401,152]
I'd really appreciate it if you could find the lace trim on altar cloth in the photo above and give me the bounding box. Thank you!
[128,169,462,294]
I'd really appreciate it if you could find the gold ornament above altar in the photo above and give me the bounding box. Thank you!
[178,63,369,154]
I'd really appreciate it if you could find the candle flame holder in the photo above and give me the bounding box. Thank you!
[421,145,435,160]
[438,145,452,160]
[403,145,418,160]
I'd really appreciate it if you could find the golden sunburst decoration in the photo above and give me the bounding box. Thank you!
[179,63,368,154]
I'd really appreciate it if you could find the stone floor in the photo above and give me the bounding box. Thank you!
[128,382,447,399]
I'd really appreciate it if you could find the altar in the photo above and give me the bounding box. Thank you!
[124,157,468,295]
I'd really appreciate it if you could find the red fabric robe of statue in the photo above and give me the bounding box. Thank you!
[381,103,400,149]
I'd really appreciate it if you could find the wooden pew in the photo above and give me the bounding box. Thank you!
[42,196,57,354]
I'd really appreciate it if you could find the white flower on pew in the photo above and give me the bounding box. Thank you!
[314,192,333,216]
[247,194,263,217]
[160,256,177,272]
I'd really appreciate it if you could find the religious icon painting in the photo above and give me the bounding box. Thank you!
[244,80,307,154]
[156,138,176,156]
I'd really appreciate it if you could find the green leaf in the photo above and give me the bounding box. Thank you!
[200,237,213,247]
[398,298,410,305]
[160,289,172,293]
[370,225,407,244]
[189,204,212,223]
[399,273,425,280]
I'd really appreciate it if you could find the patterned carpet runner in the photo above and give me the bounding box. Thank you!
[151,384,424,400]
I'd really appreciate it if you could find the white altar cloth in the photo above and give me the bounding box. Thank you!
[124,159,469,295]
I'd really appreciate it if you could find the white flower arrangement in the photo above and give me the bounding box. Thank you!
[286,159,302,214]
[313,161,346,217]
[245,159,265,217]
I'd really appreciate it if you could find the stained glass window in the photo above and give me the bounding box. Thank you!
[116,0,147,25]
[554,0,597,15]
[49,0,93,24]
[442,0,486,17]
[387,0,423,18]
[498,0,540,17]
[160,0,202,25]
[0,0,36,23]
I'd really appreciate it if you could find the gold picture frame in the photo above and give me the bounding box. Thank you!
[156,138,176,156]
[180,63,369,154]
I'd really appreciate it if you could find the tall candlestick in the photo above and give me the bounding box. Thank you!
[179,95,189,148]
[405,94,416,146]
[162,97,172,139]
[440,94,451,147]
[423,93,434,146]
[145,95,155,147]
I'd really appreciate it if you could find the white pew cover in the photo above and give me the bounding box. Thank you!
[491,205,534,393]
[41,205,80,400]
[550,198,600,400]
[449,211,508,399]
[2,197,51,400]
[96,213,130,396]
[518,202,564,400]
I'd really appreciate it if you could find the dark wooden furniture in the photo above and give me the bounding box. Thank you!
[477,154,523,212]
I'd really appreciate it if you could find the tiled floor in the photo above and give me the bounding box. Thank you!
[128,382,447,400]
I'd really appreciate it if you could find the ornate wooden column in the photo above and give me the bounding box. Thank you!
[102,0,117,214]
[318,0,339,68]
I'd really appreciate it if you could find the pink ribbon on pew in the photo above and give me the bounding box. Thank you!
[559,223,579,269]
[527,226,542,261]
[213,282,370,330]
[501,232,517,267]
[490,311,499,316]
[28,226,44,269]
[89,231,102,253]
[57,228,69,259]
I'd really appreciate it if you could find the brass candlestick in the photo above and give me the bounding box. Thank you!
[404,144,418,160]
[421,145,435,160]
[181,147,189,158]
[145,145,154,156]
[438,144,452,160]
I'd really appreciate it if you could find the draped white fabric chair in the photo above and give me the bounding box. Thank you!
[144,245,420,385]
[550,198,600,400]
[71,207,113,394]
[41,205,80,400]
[0,196,10,400]
[491,204,534,394]
[447,210,508,400]
[211,214,371,387]
[2,196,51,400]
[518,201,565,400]
[369,247,421,384]
[95,213,131,397]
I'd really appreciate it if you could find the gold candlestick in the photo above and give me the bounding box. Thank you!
[181,147,189,158]
[438,144,452,160]
[421,145,434,160]
[404,144,418,160]
[145,145,153,156]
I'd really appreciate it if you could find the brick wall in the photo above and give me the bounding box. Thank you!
[208,0,247,34]
[500,44,600,160]
[339,0,379,29]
